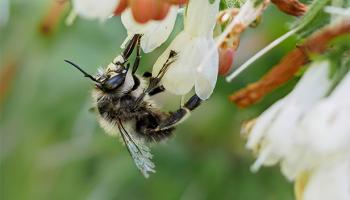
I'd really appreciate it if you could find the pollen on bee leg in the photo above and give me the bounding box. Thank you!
[107,63,117,71]
[113,55,124,64]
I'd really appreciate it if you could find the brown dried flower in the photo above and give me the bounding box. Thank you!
[271,0,307,16]
[229,19,350,108]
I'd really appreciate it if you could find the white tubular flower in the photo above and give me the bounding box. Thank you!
[152,0,219,100]
[245,61,350,200]
[121,7,178,53]
[284,72,350,180]
[246,61,333,178]
[73,0,120,21]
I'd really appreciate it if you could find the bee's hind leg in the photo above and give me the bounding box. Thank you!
[156,94,202,131]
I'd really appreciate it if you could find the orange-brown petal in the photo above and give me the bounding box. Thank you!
[130,0,155,23]
[153,2,171,20]
[163,0,187,4]
[114,0,128,15]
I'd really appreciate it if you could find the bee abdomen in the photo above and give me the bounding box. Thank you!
[144,128,175,142]
[135,112,174,142]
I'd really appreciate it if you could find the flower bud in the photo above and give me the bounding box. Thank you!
[218,47,235,76]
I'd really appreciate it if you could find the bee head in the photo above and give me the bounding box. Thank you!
[95,63,129,92]
[64,60,129,93]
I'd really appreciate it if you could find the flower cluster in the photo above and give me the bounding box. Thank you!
[232,1,350,200]
[227,2,350,200]
[243,60,350,200]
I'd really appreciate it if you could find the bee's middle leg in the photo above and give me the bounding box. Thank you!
[149,86,165,96]
[141,71,165,96]
[142,71,152,78]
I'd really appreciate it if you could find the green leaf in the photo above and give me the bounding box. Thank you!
[292,0,331,32]
[253,0,264,7]
[296,10,330,39]
[220,0,245,9]
[312,34,350,96]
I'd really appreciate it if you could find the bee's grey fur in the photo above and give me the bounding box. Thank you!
[86,35,202,177]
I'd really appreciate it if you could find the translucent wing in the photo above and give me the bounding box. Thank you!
[116,119,155,178]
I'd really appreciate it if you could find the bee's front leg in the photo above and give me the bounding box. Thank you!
[132,36,141,74]
[114,34,141,65]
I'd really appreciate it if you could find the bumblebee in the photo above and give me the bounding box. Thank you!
[65,34,202,177]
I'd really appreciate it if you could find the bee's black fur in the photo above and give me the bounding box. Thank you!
[67,34,202,143]
[65,34,205,177]
[131,75,140,91]
[96,90,175,142]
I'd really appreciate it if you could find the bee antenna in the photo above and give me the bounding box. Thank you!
[64,60,100,83]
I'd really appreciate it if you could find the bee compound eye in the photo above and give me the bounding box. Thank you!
[103,74,126,91]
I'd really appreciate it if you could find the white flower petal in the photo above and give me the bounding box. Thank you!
[297,72,350,157]
[304,160,350,200]
[194,38,219,100]
[141,7,178,53]
[246,99,286,150]
[329,71,350,100]
[151,0,219,97]
[121,7,178,53]
[184,0,219,37]
[271,61,333,178]
[247,99,287,171]
[153,32,196,95]
[73,0,119,21]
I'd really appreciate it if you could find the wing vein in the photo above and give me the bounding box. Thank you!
[116,119,155,178]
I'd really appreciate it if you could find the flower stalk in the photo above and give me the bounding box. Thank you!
[39,0,68,35]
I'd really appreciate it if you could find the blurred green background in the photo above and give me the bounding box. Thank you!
[1,1,301,199]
